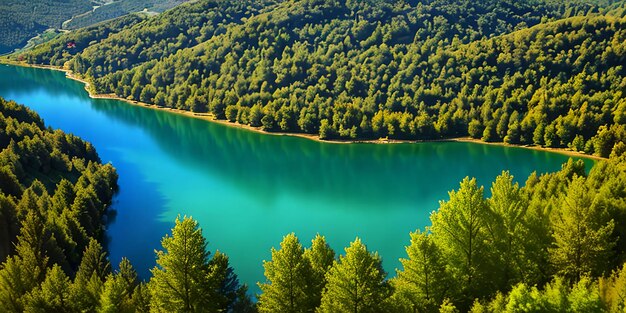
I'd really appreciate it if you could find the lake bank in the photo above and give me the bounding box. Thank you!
[0,60,602,161]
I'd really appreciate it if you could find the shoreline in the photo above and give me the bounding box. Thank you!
[1,60,603,161]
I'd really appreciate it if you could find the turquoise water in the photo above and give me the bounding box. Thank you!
[0,64,593,294]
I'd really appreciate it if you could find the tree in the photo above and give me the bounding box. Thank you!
[304,234,335,309]
[0,210,51,313]
[0,256,36,313]
[549,175,615,280]
[319,119,333,140]
[98,258,138,313]
[598,264,626,311]
[24,265,74,313]
[149,216,212,312]
[568,277,603,313]
[485,172,529,289]
[258,233,312,313]
[71,238,111,312]
[394,229,452,312]
[430,177,492,306]
[318,238,391,313]
[438,299,459,313]
[206,251,252,312]
[51,179,75,214]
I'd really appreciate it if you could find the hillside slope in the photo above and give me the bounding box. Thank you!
[63,0,192,30]
[0,0,92,54]
[10,0,626,156]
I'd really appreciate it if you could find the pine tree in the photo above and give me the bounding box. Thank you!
[258,233,312,313]
[24,265,74,313]
[51,179,75,214]
[0,210,53,312]
[485,171,529,288]
[149,216,212,312]
[430,177,492,305]
[131,283,151,313]
[304,234,335,310]
[14,210,49,284]
[549,175,615,280]
[71,238,110,312]
[318,238,391,313]
[99,274,133,313]
[98,258,138,313]
[0,256,34,313]
[206,251,252,312]
[394,229,452,312]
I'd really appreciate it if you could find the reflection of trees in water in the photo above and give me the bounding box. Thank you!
[88,96,582,211]
[1,66,587,210]
[0,66,88,98]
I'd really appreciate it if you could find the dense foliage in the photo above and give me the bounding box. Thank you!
[63,0,192,30]
[0,96,118,311]
[2,93,625,311]
[12,0,626,157]
[0,0,92,54]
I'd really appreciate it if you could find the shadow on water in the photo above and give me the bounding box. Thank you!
[103,158,171,280]
[0,65,171,280]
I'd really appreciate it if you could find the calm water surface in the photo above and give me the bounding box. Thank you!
[0,65,593,294]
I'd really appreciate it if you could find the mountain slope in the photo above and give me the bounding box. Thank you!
[10,0,626,156]
[0,0,92,54]
[63,0,192,30]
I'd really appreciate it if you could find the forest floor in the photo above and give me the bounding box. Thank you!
[1,60,603,160]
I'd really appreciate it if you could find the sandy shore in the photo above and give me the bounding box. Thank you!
[0,60,602,160]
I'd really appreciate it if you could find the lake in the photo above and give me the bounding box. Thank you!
[0,64,593,294]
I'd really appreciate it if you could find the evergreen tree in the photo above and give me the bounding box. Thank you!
[258,233,312,313]
[318,238,391,313]
[24,265,74,313]
[51,179,75,214]
[14,210,49,284]
[149,216,212,312]
[71,238,111,312]
[438,299,459,313]
[0,256,35,313]
[568,277,603,313]
[430,177,492,305]
[549,175,615,280]
[394,229,452,312]
[98,258,138,313]
[485,171,529,288]
[598,264,626,311]
[304,234,335,310]
[131,283,151,313]
[0,211,51,313]
[206,251,252,312]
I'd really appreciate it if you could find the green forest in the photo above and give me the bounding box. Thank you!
[3,0,626,312]
[0,0,192,54]
[2,94,626,312]
[0,0,92,54]
[63,0,192,30]
[7,0,626,157]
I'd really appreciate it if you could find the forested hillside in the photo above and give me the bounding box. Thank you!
[0,0,92,54]
[0,0,194,54]
[63,0,192,30]
[10,0,626,157]
[0,96,119,311]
